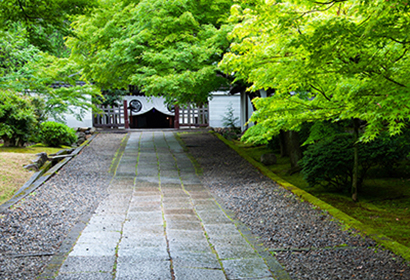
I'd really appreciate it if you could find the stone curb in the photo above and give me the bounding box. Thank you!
[37,133,130,279]
[212,131,410,262]
[211,196,292,280]
[0,135,98,214]
[177,132,292,279]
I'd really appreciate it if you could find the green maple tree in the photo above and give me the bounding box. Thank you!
[219,0,410,200]
[67,0,234,105]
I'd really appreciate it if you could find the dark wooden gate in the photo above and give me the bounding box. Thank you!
[93,100,129,129]
[176,104,209,128]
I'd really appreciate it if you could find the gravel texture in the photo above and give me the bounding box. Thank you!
[0,133,124,280]
[181,132,410,280]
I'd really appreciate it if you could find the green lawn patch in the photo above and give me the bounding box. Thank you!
[0,144,69,205]
[0,143,68,155]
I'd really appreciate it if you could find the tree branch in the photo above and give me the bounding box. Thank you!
[310,83,331,101]
[17,0,34,21]
[394,48,408,63]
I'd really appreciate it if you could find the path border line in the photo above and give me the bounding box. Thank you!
[38,133,131,279]
[176,132,292,280]
[0,135,97,214]
[212,131,410,262]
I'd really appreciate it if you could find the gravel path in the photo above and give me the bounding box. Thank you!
[0,133,124,280]
[181,132,410,280]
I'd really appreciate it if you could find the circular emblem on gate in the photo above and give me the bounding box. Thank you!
[167,103,175,113]
[129,99,142,113]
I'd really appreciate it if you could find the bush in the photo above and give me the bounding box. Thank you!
[300,133,353,190]
[0,91,38,147]
[300,133,409,191]
[40,121,77,147]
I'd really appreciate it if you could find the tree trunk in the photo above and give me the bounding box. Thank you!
[279,130,288,157]
[286,130,303,169]
[351,118,360,202]
[247,91,261,112]
[2,137,12,147]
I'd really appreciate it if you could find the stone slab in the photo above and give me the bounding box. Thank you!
[169,239,212,254]
[214,244,259,260]
[122,224,165,238]
[116,259,171,280]
[165,214,199,222]
[184,185,207,192]
[56,272,112,280]
[174,267,226,280]
[128,202,162,212]
[126,212,164,225]
[120,235,167,248]
[131,195,161,202]
[203,224,240,237]
[167,229,207,241]
[164,209,195,215]
[166,221,203,231]
[76,231,121,244]
[117,246,169,259]
[222,258,274,279]
[59,256,115,273]
[171,252,221,269]
[160,177,183,184]
[162,202,192,210]
[196,210,232,224]
[135,177,159,184]
[69,242,117,257]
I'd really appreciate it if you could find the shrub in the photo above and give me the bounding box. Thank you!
[0,91,38,147]
[300,133,353,191]
[40,121,77,147]
[300,133,409,191]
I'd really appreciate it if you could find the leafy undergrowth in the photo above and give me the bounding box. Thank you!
[0,144,66,205]
[238,142,410,248]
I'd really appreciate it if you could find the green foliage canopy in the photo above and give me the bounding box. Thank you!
[68,0,233,105]
[0,0,96,53]
[220,0,410,142]
[0,1,101,123]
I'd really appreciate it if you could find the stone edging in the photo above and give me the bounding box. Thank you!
[176,132,292,279]
[0,135,97,214]
[212,131,410,262]
[38,132,130,279]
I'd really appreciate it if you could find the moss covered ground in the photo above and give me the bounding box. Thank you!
[235,140,410,249]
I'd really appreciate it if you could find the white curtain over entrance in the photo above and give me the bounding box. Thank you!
[123,96,174,116]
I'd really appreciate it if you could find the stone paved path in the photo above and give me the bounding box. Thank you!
[56,131,288,279]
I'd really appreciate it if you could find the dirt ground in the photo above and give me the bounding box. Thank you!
[0,153,36,204]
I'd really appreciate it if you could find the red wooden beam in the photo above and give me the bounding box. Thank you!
[174,105,180,129]
[123,100,129,129]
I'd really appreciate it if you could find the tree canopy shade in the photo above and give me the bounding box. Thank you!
[219,0,410,142]
[0,0,96,53]
[67,0,233,105]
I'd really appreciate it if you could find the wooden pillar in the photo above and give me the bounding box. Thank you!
[123,100,129,129]
[174,105,180,129]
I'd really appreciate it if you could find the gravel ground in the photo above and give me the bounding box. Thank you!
[181,132,410,280]
[0,133,124,280]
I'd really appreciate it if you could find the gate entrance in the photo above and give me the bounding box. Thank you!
[130,109,174,128]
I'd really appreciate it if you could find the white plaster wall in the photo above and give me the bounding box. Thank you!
[208,95,241,128]
[63,106,93,128]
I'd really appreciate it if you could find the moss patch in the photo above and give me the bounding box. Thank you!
[212,132,410,262]
[0,144,65,155]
